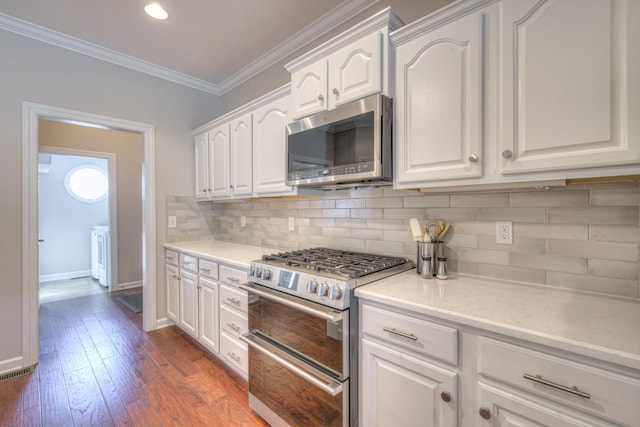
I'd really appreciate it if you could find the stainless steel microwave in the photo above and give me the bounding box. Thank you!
[286,93,392,189]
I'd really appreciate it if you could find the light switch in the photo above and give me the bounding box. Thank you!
[168,216,177,228]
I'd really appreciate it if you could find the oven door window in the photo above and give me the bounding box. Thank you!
[247,290,347,380]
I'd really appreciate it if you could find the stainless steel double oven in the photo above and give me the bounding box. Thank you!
[239,248,413,426]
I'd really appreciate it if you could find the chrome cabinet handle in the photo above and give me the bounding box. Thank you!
[383,327,418,341]
[226,297,240,305]
[240,284,343,322]
[440,391,451,402]
[523,374,591,399]
[479,407,491,420]
[502,149,513,159]
[240,333,343,397]
[200,268,210,273]
[468,154,479,162]
[226,322,240,331]
[227,276,240,283]
[317,94,324,101]
[227,352,240,362]
[332,88,339,95]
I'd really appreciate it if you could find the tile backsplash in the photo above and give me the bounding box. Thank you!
[166,181,640,299]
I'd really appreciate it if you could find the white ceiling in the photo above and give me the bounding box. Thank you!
[0,0,380,95]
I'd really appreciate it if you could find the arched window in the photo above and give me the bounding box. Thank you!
[64,165,108,203]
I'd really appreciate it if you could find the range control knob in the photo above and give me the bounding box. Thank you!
[256,267,263,278]
[329,286,342,300]
[307,279,318,294]
[247,266,254,276]
[317,282,329,297]
[262,269,272,280]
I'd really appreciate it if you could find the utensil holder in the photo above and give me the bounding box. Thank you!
[416,242,443,277]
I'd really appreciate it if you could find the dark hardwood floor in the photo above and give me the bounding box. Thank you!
[0,289,269,426]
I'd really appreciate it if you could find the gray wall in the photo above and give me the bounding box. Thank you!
[38,154,109,280]
[0,30,220,364]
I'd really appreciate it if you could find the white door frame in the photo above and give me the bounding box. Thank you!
[38,146,118,289]
[22,102,157,367]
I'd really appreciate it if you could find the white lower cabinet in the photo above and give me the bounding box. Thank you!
[361,338,457,427]
[219,269,250,377]
[165,263,179,324]
[178,269,198,339]
[198,276,219,354]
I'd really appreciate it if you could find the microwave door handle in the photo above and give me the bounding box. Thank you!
[239,333,343,397]
[239,284,343,323]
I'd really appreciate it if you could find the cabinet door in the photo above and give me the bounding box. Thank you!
[229,113,253,197]
[178,270,198,339]
[290,59,328,119]
[194,131,210,199]
[328,31,382,109]
[253,94,293,195]
[394,11,484,186]
[500,0,639,175]
[209,123,231,199]
[361,339,457,427]
[198,277,219,354]
[165,263,179,323]
[478,383,607,427]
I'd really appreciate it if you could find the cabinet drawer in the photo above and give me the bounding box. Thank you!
[220,330,248,374]
[361,303,458,365]
[179,253,198,272]
[220,264,246,286]
[220,283,248,313]
[478,337,640,426]
[165,249,179,265]
[198,259,218,280]
[220,304,248,337]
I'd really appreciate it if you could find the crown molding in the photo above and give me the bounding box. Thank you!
[0,12,223,95]
[217,0,381,94]
[1,0,381,97]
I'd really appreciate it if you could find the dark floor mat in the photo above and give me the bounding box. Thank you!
[116,292,143,314]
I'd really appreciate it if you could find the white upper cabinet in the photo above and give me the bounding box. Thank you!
[499,0,640,175]
[229,113,253,197]
[394,9,485,186]
[286,7,403,120]
[209,123,231,199]
[194,131,210,199]
[253,94,293,195]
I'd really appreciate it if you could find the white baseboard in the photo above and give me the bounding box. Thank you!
[39,270,92,283]
[116,281,142,290]
[155,317,173,329]
[0,356,24,375]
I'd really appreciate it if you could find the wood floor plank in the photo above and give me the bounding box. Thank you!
[9,289,268,427]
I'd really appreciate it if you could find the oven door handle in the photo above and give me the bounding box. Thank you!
[239,284,343,322]
[239,332,344,397]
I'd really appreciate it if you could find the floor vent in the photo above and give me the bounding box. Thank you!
[0,366,35,382]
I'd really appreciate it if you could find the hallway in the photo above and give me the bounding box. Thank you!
[0,290,268,426]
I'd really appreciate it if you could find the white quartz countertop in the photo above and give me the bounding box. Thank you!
[163,240,275,269]
[355,271,640,371]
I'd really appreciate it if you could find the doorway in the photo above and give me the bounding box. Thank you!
[22,102,157,368]
[37,150,115,304]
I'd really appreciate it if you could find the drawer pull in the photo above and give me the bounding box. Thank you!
[523,374,591,399]
[383,327,417,341]
[227,322,240,331]
[200,268,210,273]
[479,407,491,420]
[440,391,451,402]
[227,276,240,283]
[227,352,240,362]
[226,297,241,305]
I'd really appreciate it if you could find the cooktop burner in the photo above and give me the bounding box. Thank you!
[261,247,411,279]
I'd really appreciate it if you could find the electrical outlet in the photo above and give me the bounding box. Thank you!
[167,216,177,228]
[240,215,246,228]
[496,221,513,244]
[288,217,295,231]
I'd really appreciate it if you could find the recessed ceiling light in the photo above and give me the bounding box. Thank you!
[144,3,169,20]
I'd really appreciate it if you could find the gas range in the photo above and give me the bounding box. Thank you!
[247,248,414,310]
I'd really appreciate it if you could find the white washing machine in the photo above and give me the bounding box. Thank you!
[91,225,110,287]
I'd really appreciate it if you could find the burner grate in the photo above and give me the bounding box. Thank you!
[262,248,411,278]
